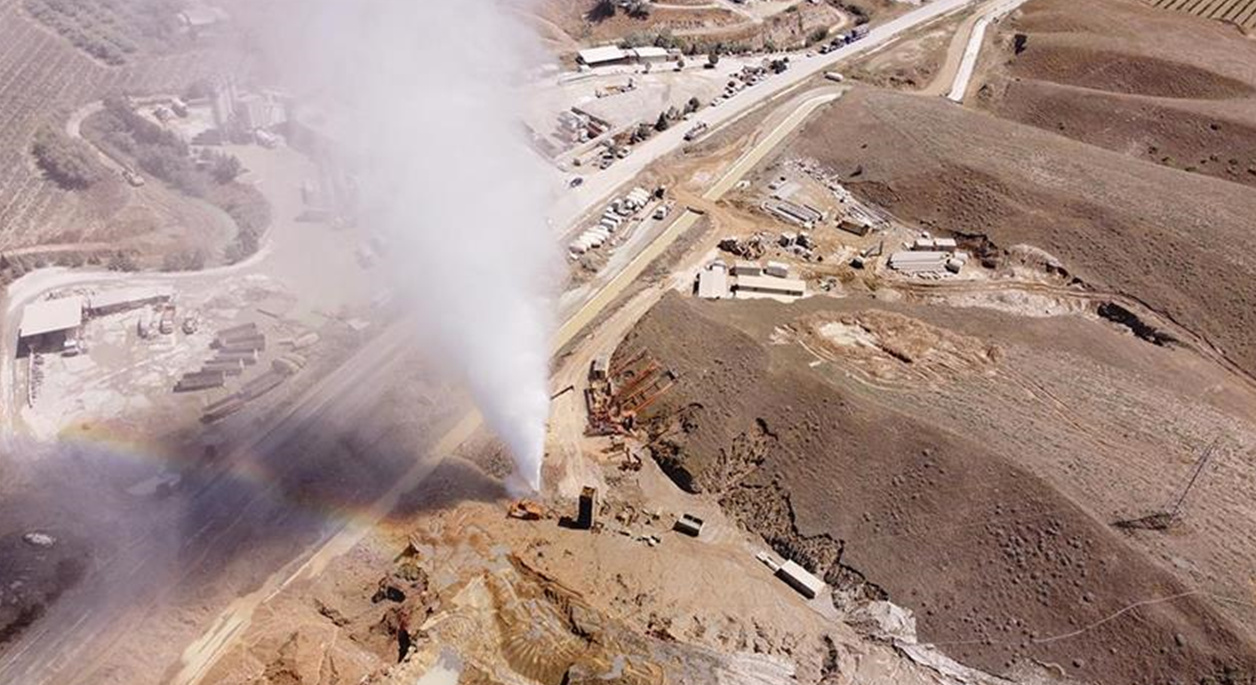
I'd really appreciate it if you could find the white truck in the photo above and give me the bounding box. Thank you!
[684,122,709,142]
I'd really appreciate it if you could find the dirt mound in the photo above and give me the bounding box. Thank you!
[790,310,999,383]
[617,293,1256,684]
[793,86,1256,382]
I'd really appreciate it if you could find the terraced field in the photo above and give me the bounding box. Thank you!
[0,0,238,250]
[1148,0,1256,31]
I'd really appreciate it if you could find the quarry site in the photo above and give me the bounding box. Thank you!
[2,0,1256,684]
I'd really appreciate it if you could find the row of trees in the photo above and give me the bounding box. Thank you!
[652,96,703,133]
[25,0,182,65]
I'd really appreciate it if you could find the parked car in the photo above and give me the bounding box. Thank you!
[122,168,145,187]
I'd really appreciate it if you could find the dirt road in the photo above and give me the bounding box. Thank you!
[945,0,1028,102]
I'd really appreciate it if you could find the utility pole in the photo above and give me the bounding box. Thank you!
[1168,436,1222,522]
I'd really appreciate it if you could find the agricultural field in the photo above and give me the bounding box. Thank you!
[0,0,242,279]
[1147,0,1256,31]
[23,0,186,66]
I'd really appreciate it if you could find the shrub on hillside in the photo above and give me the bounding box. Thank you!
[31,126,102,190]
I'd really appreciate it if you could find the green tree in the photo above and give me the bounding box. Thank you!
[210,153,243,184]
[588,0,616,21]
[31,126,101,190]
[107,250,138,272]
[624,0,650,18]
[162,248,207,271]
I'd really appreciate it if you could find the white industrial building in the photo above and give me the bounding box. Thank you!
[631,47,671,64]
[889,249,969,275]
[577,46,674,68]
[696,261,730,299]
[911,237,958,252]
[699,260,807,302]
[733,275,807,302]
[578,46,630,67]
[18,296,84,352]
[88,286,173,316]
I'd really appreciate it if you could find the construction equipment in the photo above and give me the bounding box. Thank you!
[674,514,704,537]
[181,310,200,334]
[586,351,676,435]
[508,500,547,521]
[158,305,176,335]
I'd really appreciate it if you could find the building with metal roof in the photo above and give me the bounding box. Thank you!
[696,263,730,300]
[88,286,173,315]
[732,275,806,302]
[18,296,85,353]
[578,46,629,67]
[19,296,84,339]
[631,47,671,63]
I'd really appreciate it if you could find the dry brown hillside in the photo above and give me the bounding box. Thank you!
[616,293,1256,684]
[974,0,1256,189]
[791,86,1256,384]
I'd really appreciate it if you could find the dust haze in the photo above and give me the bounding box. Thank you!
[259,0,561,491]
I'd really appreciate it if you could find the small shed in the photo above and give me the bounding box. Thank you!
[674,514,704,537]
[837,217,871,236]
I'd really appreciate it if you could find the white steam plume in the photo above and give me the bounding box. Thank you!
[272,1,560,492]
